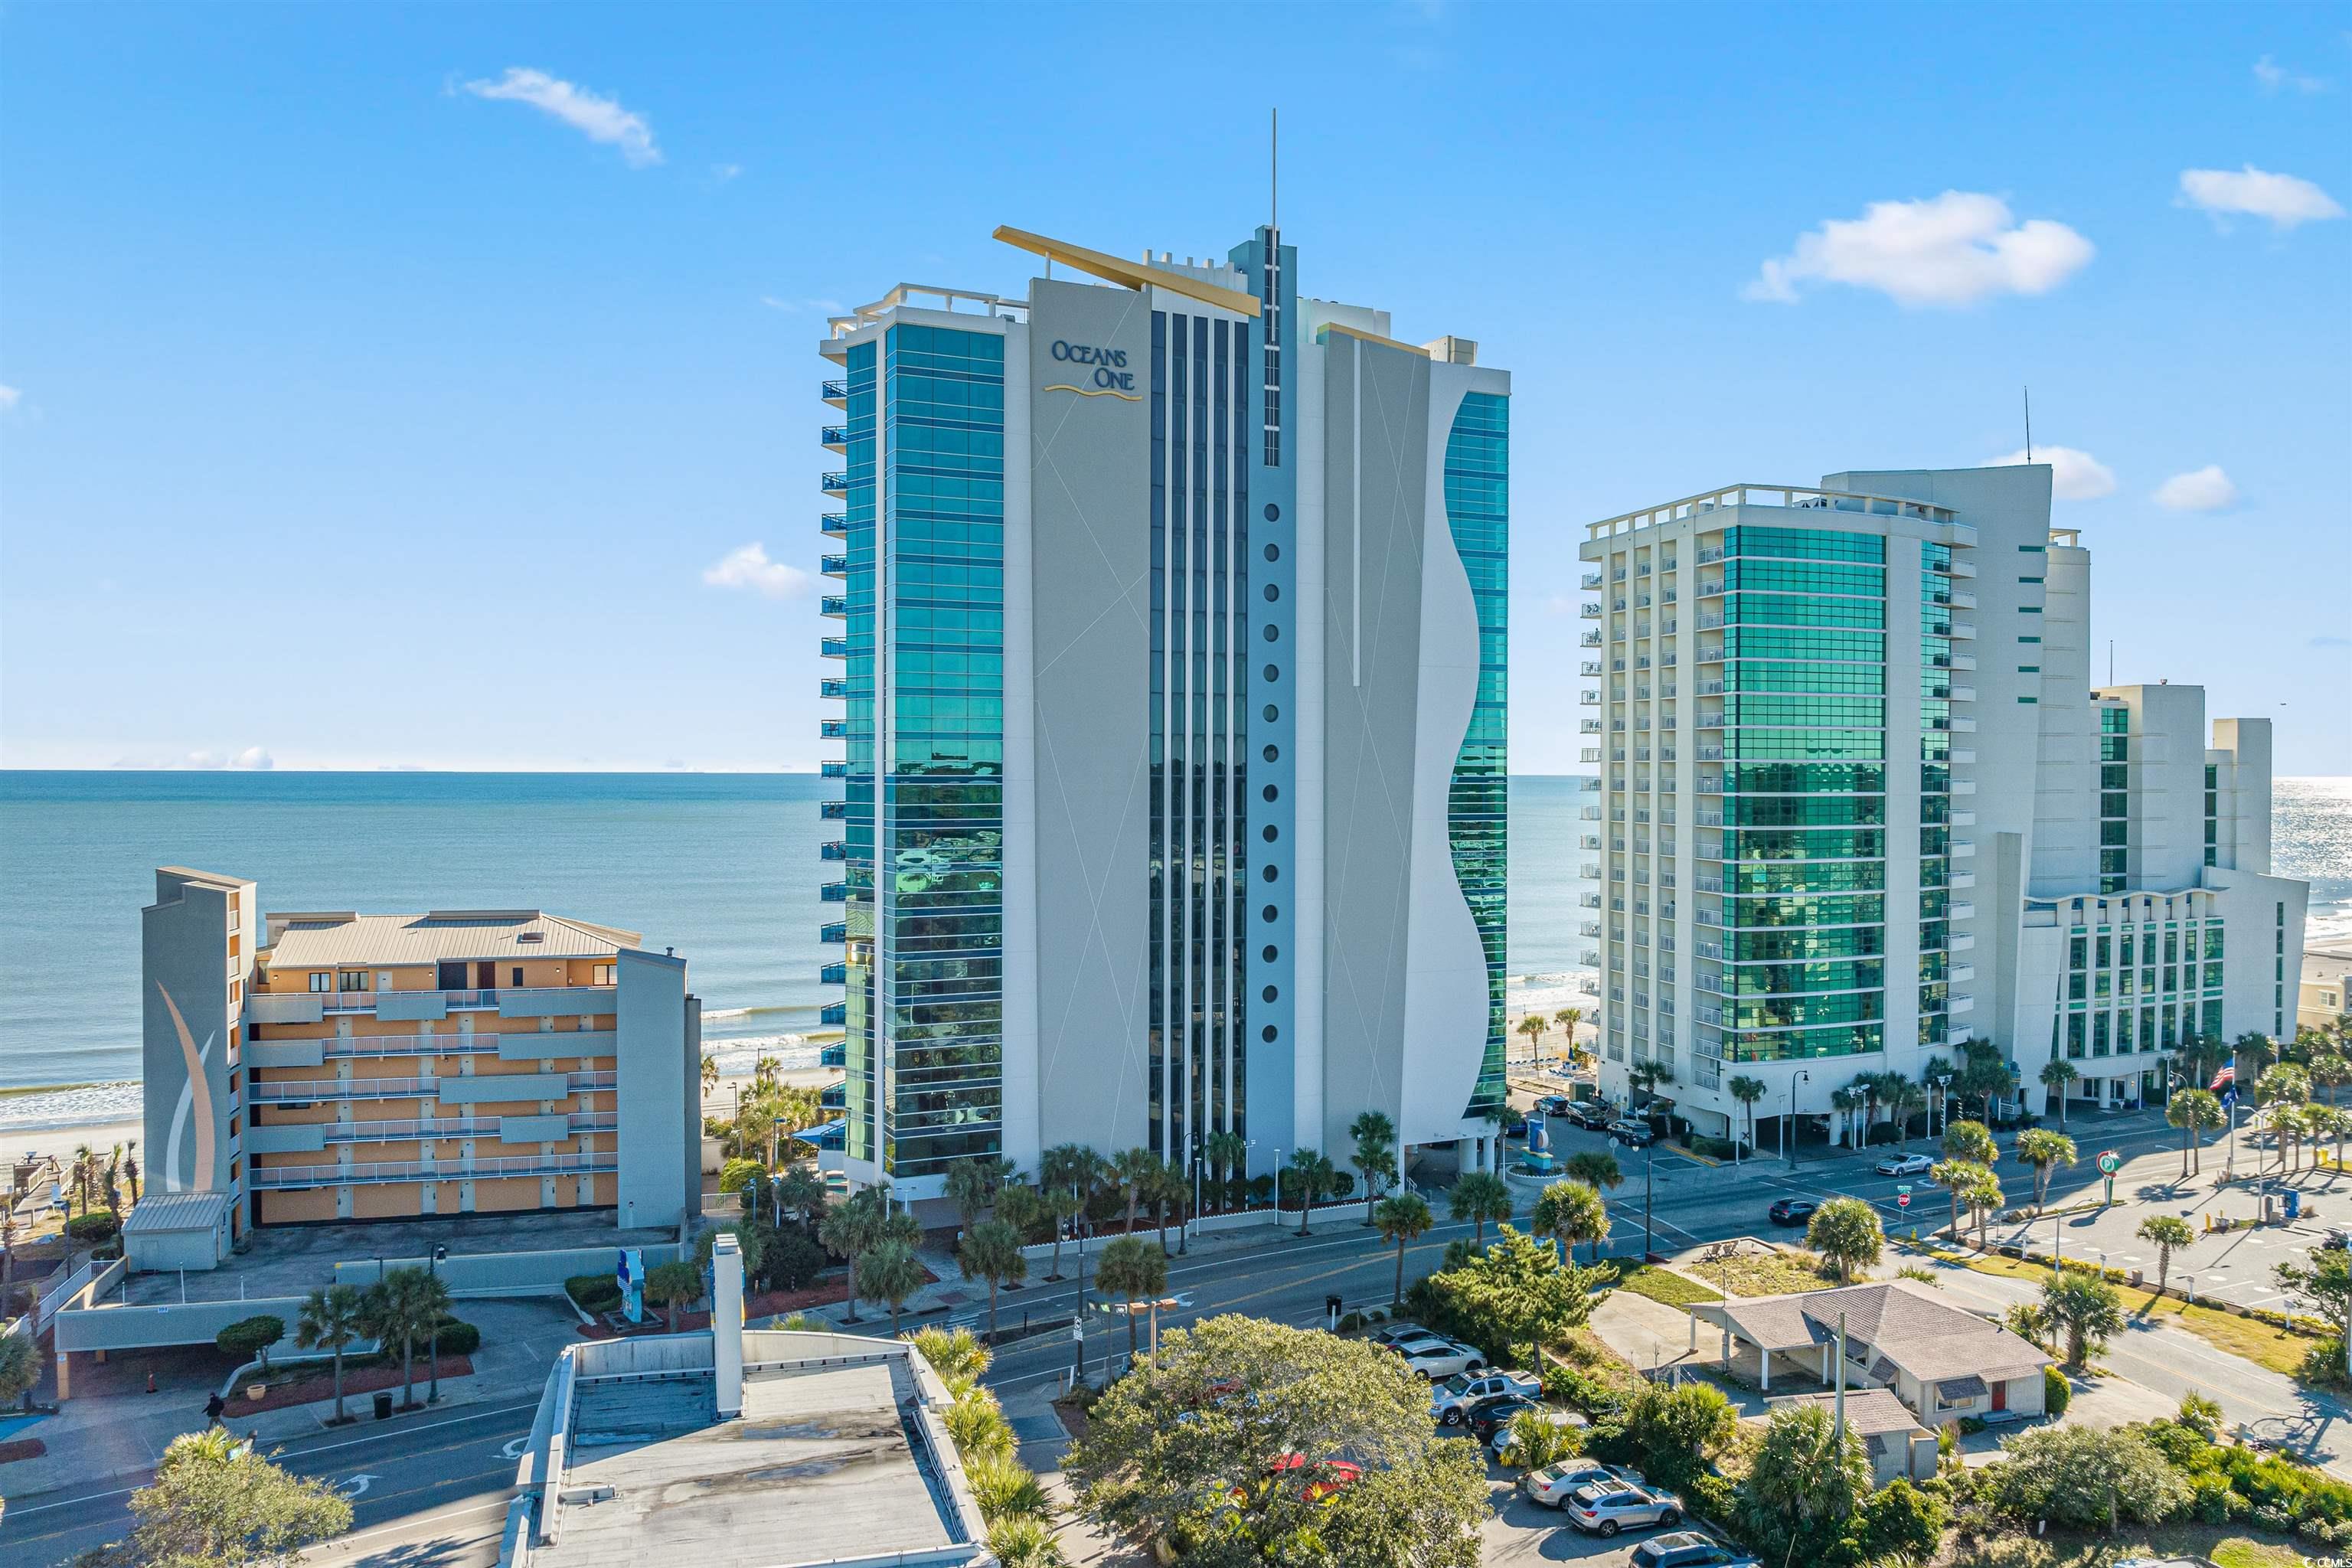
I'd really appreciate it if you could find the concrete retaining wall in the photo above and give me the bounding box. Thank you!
[332,1243,684,1297]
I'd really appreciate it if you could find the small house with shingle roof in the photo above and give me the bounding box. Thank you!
[1690,1279,2050,1426]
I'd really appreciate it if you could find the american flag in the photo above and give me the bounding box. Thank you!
[2210,1063,2236,1091]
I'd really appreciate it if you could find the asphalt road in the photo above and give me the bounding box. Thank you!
[0,1400,537,1568]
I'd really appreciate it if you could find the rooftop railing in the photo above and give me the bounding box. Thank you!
[1584,484,1965,541]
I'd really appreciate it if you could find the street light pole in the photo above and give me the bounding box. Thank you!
[1643,1145,1655,1263]
[427,1243,447,1405]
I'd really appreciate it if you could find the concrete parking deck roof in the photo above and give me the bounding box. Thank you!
[534,1361,973,1568]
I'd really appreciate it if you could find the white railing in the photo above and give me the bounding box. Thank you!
[249,1153,618,1190]
[1585,483,1962,541]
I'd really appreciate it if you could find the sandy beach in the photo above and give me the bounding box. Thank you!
[8,1118,142,1174]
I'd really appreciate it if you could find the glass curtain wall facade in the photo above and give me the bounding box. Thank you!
[1698,526,1890,1064]
[1919,543,1955,1046]
[1444,392,1509,1118]
[1148,309,1251,1161]
[830,342,879,1160]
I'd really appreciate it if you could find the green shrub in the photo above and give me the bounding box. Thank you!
[1542,1361,1628,1417]
[565,1273,622,1313]
[717,1157,765,1198]
[763,1229,829,1292]
[2301,1336,2350,1387]
[1682,1468,1740,1526]
[2043,1365,2071,1418]
[216,1315,286,1366]
[1689,1136,1738,1161]
[1336,1312,1364,1333]
[65,1212,121,1243]
[430,1317,481,1357]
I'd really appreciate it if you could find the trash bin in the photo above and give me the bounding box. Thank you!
[374,1390,394,1420]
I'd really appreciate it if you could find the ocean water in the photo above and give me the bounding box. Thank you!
[1,770,2341,1133]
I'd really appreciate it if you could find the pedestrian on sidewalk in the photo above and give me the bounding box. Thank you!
[204,1391,225,1426]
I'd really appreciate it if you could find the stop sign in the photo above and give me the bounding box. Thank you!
[1897,1193,1911,1208]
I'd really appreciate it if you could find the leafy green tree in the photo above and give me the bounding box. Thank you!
[717,1156,765,1202]
[2015,1128,2079,1207]
[994,1182,1050,1246]
[1804,1197,1884,1283]
[1374,1193,1433,1305]
[2168,1088,2226,1179]
[1064,1315,1483,1566]
[84,1426,353,1568]
[1204,1130,1249,1212]
[1728,1075,1767,1151]
[859,1240,926,1336]
[943,1155,1014,1236]
[1739,1403,1870,1562]
[2275,1245,2352,1364]
[1531,1178,1609,1266]
[214,1315,285,1371]
[1563,1148,1623,1191]
[821,1184,904,1321]
[1447,1170,1513,1247]
[1955,1041,2014,1123]
[1981,1423,2190,1527]
[2040,1270,2125,1366]
[1622,1380,1736,1480]
[0,1328,43,1412]
[1855,1478,1949,1566]
[2137,1215,2197,1295]
[959,1219,1028,1341]
[1415,1225,1602,1367]
[2040,1058,2079,1125]
[1094,1235,1168,1358]
[292,1285,366,1424]
[694,1218,766,1282]
[1349,1109,1398,1223]
[645,1260,703,1334]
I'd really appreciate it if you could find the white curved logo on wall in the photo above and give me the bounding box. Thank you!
[155,982,217,1194]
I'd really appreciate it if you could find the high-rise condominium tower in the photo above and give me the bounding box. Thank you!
[1576,465,2306,1141]
[815,224,1508,1203]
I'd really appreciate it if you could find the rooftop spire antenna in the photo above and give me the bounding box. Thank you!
[1270,107,1279,231]
[2024,386,2033,462]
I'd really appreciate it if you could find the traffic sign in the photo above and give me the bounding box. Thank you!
[2097,1151,2121,1174]
[1896,1193,1910,1209]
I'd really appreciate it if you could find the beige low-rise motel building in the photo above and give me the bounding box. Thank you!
[141,868,701,1252]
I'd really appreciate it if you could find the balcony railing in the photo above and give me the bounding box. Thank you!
[820,799,848,819]
[822,512,848,535]
[821,377,848,403]
[821,882,848,902]
[1580,603,1602,619]
[1581,572,1603,590]
[318,1113,617,1145]
[821,596,848,617]
[249,1152,619,1191]
[820,922,848,943]
[821,554,848,577]
[819,962,847,985]
[820,472,849,493]
[820,425,849,446]
[1581,631,1602,648]
[820,840,848,861]
[821,637,849,658]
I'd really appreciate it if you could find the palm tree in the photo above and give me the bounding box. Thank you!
[1563,1149,1623,1192]
[2040,1059,2080,1125]
[2015,1129,2078,1208]
[1516,1014,1548,1060]
[1109,1147,1159,1236]
[1553,1007,1584,1060]
[1963,1169,2005,1250]
[1727,1076,1766,1152]
[859,1241,926,1336]
[958,1220,1027,1341]
[1449,1171,1513,1247]
[1374,1194,1433,1305]
[821,1186,893,1322]
[1204,1131,1248,1213]
[1531,1179,1609,1265]
[295,1284,367,1424]
[944,1156,1018,1237]
[701,1052,720,1100]
[1349,1110,1398,1223]
[103,1145,123,1214]
[2137,1215,2197,1296]
[359,1267,449,1412]
[1043,1187,1086,1282]
[2311,1055,2352,1168]
[1827,1086,1860,1149]
[1889,1082,1929,1147]
[1288,1149,1335,1236]
[1148,1158,1186,1254]
[122,1142,140,1204]
[70,1144,93,1219]
[1094,1236,1167,1359]
[1931,1158,1992,1242]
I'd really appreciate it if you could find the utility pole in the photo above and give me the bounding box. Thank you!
[1643,1145,1655,1262]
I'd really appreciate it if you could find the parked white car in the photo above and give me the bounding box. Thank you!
[1564,1481,1684,1537]
[1875,1152,1934,1177]
[1521,1461,1646,1509]
[1391,1337,1488,1379]
[1429,1369,1541,1425]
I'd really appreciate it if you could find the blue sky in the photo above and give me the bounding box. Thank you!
[3,2,2347,775]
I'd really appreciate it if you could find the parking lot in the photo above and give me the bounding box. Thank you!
[1478,1468,1726,1565]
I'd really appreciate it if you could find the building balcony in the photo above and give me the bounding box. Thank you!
[1579,691,1600,705]
[1581,835,1602,851]
[1698,614,1726,631]
[820,922,847,944]
[822,512,848,537]
[1949,591,1977,609]
[820,720,848,740]
[1581,805,1602,821]
[1950,716,1977,733]
[821,637,849,658]
[1950,871,1976,889]
[820,962,847,986]
[819,1002,847,1027]
[1611,598,1628,612]
[1949,993,1975,1015]
[1579,892,1602,909]
[1949,686,1977,703]
[821,554,848,577]
[820,678,848,700]
[820,798,848,819]
[1582,572,1603,590]
[820,882,849,903]
[821,472,849,495]
[1951,839,1976,858]
[1612,567,1628,583]
[1950,622,1976,639]
[1697,646,1725,664]
[1949,964,1976,984]
[820,840,848,861]
[1580,720,1602,734]
[819,1040,848,1067]
[1580,949,1600,967]
[820,760,848,779]
[1952,779,1976,795]
[1581,630,1602,648]
[1949,810,1975,827]
[1949,932,1975,952]
[1579,920,1602,938]
[821,425,849,450]
[1581,603,1602,619]
[818,1083,846,1110]
[822,377,848,406]
[1580,748,1602,764]
[1697,712,1724,729]
[1697,746,1725,762]
[1697,580,1726,598]
[1949,559,1977,578]
[1582,661,1604,677]
[312,1112,616,1147]
[248,1152,619,1191]
[1949,901,1976,920]
[821,596,848,617]
[1581,862,1602,879]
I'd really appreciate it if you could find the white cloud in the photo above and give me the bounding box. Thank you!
[1746,191,2094,307]
[760,296,846,315]
[0,384,20,410]
[702,542,810,599]
[2178,165,2346,230]
[711,163,742,183]
[462,67,660,167]
[180,746,276,771]
[2154,465,2239,511]
[1988,446,2117,501]
[2254,55,2328,93]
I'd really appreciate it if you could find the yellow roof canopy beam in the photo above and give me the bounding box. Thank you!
[992,225,1262,318]
[1315,321,1429,358]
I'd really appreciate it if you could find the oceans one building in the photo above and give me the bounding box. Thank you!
[1576,466,2308,1138]
[140,868,701,1250]
[813,224,1509,1200]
